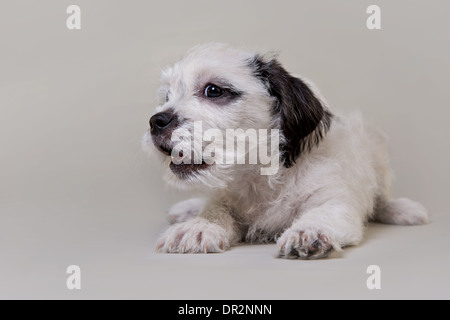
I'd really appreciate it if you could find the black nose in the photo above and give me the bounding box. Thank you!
[149,111,174,133]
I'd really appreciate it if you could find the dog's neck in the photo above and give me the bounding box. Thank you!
[221,163,290,214]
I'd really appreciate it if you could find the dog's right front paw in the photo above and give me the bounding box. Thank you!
[155,218,229,253]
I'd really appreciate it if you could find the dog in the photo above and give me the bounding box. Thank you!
[142,43,429,259]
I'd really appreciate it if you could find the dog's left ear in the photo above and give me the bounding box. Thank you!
[249,55,333,168]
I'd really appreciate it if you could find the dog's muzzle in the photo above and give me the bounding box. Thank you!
[149,109,179,155]
[149,109,210,178]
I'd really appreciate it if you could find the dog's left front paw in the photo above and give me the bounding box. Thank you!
[277,227,334,259]
[156,218,229,253]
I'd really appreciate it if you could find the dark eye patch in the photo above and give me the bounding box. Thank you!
[197,81,242,106]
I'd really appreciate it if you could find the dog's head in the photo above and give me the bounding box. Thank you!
[142,43,332,189]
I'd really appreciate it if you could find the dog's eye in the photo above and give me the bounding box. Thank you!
[204,84,223,98]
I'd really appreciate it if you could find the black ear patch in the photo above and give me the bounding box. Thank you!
[249,55,333,168]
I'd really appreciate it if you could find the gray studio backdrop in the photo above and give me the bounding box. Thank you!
[0,0,449,299]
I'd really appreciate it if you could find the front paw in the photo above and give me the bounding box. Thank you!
[277,227,334,259]
[156,218,229,253]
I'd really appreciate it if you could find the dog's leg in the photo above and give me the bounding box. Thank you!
[156,201,241,253]
[373,198,429,225]
[168,198,206,224]
[277,201,365,259]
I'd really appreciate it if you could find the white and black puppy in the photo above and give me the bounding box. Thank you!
[142,43,428,259]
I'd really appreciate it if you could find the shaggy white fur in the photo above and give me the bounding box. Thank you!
[142,43,429,259]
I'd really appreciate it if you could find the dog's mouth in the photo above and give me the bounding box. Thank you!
[156,143,172,156]
[155,142,210,178]
[169,160,209,178]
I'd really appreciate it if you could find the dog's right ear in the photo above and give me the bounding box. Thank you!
[249,55,332,168]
